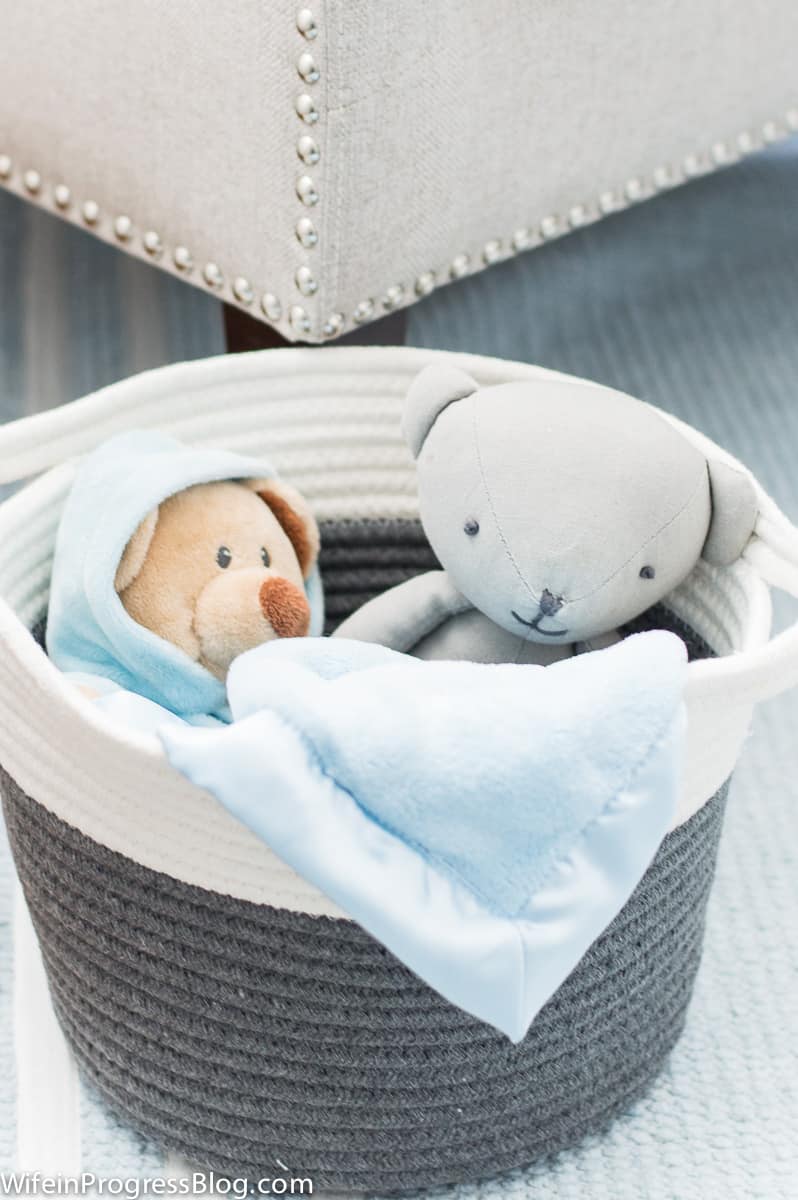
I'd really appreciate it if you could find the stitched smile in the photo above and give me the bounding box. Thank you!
[511,610,569,637]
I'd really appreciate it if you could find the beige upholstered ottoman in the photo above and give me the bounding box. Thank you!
[0,2,796,343]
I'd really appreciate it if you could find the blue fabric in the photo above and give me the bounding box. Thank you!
[46,431,324,724]
[162,630,687,1040]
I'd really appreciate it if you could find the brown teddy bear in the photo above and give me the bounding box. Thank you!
[115,477,320,681]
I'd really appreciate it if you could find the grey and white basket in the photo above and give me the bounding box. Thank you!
[1,348,797,1192]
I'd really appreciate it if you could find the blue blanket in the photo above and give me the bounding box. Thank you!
[162,630,687,1040]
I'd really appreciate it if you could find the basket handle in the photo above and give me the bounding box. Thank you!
[689,492,798,706]
[0,380,153,484]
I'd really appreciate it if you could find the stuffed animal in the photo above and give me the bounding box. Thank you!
[334,364,758,663]
[116,476,319,681]
[47,431,323,724]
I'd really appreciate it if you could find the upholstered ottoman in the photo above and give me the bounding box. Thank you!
[0,2,796,342]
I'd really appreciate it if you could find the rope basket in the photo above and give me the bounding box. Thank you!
[0,347,796,1192]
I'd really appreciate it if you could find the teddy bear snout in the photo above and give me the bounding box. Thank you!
[259,577,311,639]
[538,588,564,617]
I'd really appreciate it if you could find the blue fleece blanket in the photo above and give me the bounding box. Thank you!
[162,630,687,1041]
[46,431,324,724]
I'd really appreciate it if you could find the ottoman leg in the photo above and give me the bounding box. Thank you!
[223,303,407,351]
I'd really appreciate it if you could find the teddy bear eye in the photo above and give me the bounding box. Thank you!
[260,547,271,568]
[463,519,480,536]
[216,546,232,569]
[639,565,655,579]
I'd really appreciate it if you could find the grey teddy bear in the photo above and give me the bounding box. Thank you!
[334,363,758,664]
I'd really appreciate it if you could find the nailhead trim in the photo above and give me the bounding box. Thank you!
[1,106,795,342]
[232,275,254,305]
[0,162,289,332]
[203,261,224,290]
[291,7,322,339]
[142,230,163,259]
[321,312,343,339]
[173,245,193,273]
[22,168,41,195]
[297,135,320,166]
[113,214,133,242]
[296,8,317,39]
[332,107,798,337]
[261,293,282,321]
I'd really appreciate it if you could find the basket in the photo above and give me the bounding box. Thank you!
[1,347,797,1193]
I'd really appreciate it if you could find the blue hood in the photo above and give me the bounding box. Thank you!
[46,431,324,722]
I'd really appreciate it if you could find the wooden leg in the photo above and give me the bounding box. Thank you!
[223,304,407,352]
[223,305,292,351]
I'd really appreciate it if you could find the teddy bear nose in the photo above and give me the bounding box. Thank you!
[259,577,311,638]
[539,588,564,617]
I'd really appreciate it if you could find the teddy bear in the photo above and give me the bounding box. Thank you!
[46,430,323,724]
[116,476,319,681]
[334,363,758,663]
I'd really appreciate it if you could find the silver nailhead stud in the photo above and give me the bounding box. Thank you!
[482,239,503,264]
[322,313,344,339]
[203,261,224,289]
[683,154,703,177]
[762,120,780,143]
[295,216,318,248]
[261,292,282,320]
[568,204,588,228]
[173,245,194,272]
[599,191,621,215]
[539,215,559,239]
[786,109,798,131]
[382,283,405,310]
[233,276,254,304]
[448,253,468,278]
[625,177,644,201]
[296,174,319,206]
[23,169,42,195]
[353,299,375,324]
[511,229,535,253]
[0,155,12,180]
[296,8,318,39]
[450,253,470,278]
[737,130,755,154]
[415,271,436,297]
[143,230,163,258]
[81,199,100,225]
[53,183,71,209]
[289,304,311,334]
[295,265,318,296]
[113,215,133,241]
[297,134,320,165]
[297,52,319,83]
[295,94,319,124]
[653,165,674,190]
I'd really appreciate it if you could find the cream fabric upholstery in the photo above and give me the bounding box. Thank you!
[0,1,796,342]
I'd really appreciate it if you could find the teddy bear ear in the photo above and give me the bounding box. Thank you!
[702,459,758,566]
[402,363,479,459]
[114,508,159,593]
[245,478,320,579]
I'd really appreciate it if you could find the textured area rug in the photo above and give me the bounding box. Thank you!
[0,141,797,1198]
